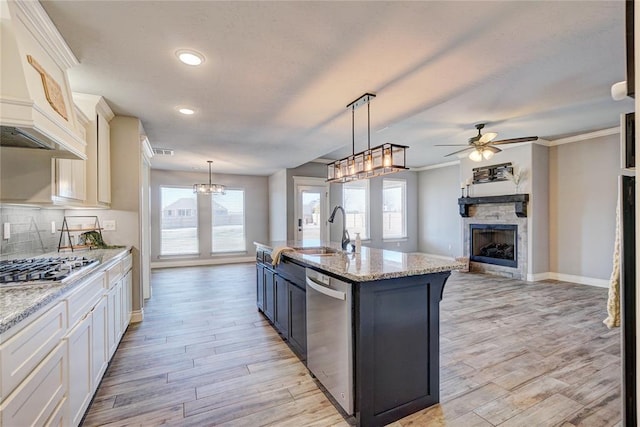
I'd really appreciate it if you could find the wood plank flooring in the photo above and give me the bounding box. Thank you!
[81,264,621,426]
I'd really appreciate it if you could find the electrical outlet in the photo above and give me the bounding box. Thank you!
[103,220,116,231]
[3,223,10,240]
[51,221,56,234]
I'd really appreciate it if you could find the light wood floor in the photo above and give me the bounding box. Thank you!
[81,264,621,426]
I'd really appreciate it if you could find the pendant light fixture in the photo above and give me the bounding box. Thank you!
[193,160,226,195]
[327,93,409,183]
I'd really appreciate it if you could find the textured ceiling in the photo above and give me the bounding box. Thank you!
[41,1,634,175]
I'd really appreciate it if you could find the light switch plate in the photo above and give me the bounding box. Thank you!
[103,220,116,231]
[3,223,10,240]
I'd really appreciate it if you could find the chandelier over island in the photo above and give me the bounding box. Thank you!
[327,93,409,184]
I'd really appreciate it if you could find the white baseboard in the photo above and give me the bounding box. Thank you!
[151,256,254,269]
[130,309,144,323]
[527,272,609,288]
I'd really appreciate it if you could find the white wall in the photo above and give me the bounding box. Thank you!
[549,134,619,281]
[417,164,461,257]
[268,169,287,241]
[150,169,269,265]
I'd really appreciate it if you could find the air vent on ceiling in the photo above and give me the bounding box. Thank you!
[152,148,174,156]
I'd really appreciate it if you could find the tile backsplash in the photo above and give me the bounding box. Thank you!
[0,206,65,259]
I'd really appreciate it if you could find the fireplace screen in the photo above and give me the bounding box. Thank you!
[470,224,517,268]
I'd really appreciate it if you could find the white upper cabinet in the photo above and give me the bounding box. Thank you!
[73,93,114,207]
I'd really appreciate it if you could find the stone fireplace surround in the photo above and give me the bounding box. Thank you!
[462,199,529,280]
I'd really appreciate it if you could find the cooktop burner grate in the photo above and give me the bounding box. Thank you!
[0,256,99,283]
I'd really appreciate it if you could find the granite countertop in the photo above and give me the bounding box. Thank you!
[0,247,130,335]
[254,240,465,282]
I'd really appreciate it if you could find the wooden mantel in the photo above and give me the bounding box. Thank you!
[458,194,530,218]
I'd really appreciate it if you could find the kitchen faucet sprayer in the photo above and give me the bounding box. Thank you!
[329,205,350,251]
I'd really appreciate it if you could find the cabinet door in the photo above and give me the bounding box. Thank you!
[121,270,132,332]
[256,264,265,311]
[288,282,307,360]
[67,315,92,426]
[55,159,86,201]
[107,282,122,357]
[97,113,111,204]
[1,341,67,427]
[274,275,289,337]
[263,268,275,322]
[91,296,108,387]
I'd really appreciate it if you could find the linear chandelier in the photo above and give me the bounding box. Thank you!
[327,93,409,183]
[193,160,226,195]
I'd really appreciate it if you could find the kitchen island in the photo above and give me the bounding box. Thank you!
[254,241,464,427]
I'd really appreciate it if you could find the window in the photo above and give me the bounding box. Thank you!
[212,189,246,253]
[160,187,198,255]
[343,180,369,239]
[383,179,407,239]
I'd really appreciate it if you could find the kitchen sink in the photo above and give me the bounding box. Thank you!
[294,247,340,256]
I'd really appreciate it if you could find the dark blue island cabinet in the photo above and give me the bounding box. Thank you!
[255,247,452,426]
[354,271,450,426]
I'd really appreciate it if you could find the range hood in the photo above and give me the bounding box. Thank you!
[0,0,86,159]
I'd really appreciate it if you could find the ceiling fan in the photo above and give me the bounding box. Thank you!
[437,124,538,162]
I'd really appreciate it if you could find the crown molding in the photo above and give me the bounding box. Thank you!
[413,160,460,171]
[546,127,619,146]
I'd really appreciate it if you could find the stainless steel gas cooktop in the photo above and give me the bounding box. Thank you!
[0,256,98,284]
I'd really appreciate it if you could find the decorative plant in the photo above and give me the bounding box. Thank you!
[504,168,525,192]
[80,231,125,249]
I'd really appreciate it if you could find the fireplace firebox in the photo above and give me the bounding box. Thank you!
[470,224,517,268]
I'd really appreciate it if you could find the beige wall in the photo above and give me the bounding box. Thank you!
[549,134,619,280]
[417,164,461,257]
[268,169,287,241]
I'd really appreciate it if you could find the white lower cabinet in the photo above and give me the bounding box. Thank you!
[1,341,68,427]
[66,314,92,426]
[0,250,133,427]
[91,296,109,387]
[107,281,123,358]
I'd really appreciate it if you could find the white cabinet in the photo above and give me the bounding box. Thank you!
[0,250,132,427]
[66,315,92,426]
[0,341,68,427]
[55,158,86,202]
[91,296,109,387]
[72,93,114,208]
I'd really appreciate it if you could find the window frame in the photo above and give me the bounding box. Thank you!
[211,187,247,254]
[342,180,370,240]
[159,185,200,257]
[382,178,407,240]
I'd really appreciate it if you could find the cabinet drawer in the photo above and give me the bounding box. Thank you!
[67,273,105,327]
[122,253,133,273]
[105,260,123,289]
[1,301,67,398]
[1,341,67,427]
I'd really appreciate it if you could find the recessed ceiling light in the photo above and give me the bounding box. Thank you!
[178,107,195,115]
[176,49,205,66]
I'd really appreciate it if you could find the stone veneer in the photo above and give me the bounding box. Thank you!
[463,202,528,280]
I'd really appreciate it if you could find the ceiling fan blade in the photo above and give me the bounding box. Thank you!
[479,132,498,143]
[444,146,474,157]
[484,146,502,153]
[491,136,538,145]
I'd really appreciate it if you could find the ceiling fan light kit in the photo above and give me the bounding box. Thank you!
[438,123,538,162]
[327,93,409,183]
[193,160,226,195]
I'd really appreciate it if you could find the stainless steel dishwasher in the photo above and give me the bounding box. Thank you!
[305,268,353,415]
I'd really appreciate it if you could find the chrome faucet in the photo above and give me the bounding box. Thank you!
[329,205,350,251]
